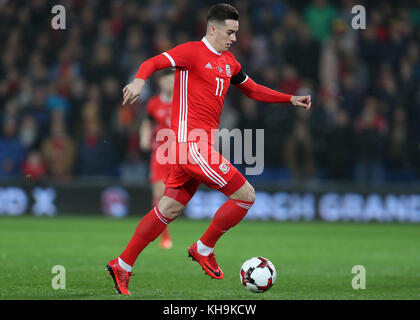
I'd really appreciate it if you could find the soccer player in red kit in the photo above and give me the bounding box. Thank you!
[107,3,311,295]
[139,70,174,249]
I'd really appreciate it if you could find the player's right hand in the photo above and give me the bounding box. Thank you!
[122,78,145,105]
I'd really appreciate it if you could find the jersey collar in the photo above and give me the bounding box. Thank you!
[202,37,221,56]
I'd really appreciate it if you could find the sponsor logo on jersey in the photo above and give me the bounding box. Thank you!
[216,66,223,73]
[205,62,213,69]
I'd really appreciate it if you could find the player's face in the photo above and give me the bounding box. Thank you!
[159,73,175,96]
[214,19,239,52]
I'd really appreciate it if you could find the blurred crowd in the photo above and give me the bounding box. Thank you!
[0,0,419,183]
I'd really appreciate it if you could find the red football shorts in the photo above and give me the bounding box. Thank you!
[149,149,172,183]
[163,142,246,205]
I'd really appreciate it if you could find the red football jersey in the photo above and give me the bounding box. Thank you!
[146,94,172,151]
[162,37,242,143]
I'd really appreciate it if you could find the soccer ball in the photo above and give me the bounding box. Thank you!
[240,257,276,293]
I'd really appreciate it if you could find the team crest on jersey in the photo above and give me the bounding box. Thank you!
[225,64,231,76]
[219,163,230,174]
[216,66,223,73]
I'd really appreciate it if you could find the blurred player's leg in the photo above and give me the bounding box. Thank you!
[160,225,172,249]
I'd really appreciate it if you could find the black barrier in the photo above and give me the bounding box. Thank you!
[0,180,151,217]
[0,179,419,222]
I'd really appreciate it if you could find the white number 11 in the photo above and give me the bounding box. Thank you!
[215,77,224,96]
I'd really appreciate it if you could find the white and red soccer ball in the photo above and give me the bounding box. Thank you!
[240,257,276,293]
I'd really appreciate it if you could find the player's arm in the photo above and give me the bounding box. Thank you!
[122,54,173,105]
[123,43,193,106]
[232,69,311,110]
[139,116,154,152]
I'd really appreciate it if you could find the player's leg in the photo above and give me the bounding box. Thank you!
[107,195,184,295]
[185,142,255,279]
[198,178,255,250]
[106,166,197,294]
[118,166,198,267]
[188,173,254,279]
[151,180,173,249]
[120,195,183,263]
[149,155,173,249]
[151,180,166,208]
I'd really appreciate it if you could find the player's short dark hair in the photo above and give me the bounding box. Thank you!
[206,3,239,24]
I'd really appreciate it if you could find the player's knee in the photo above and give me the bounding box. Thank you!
[158,196,185,220]
[229,181,255,203]
[244,184,256,203]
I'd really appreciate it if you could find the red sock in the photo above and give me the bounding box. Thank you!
[119,206,173,266]
[152,198,171,240]
[200,199,254,248]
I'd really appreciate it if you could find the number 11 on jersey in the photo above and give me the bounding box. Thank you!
[215,77,224,96]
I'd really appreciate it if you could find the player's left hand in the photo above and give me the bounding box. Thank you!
[290,95,311,110]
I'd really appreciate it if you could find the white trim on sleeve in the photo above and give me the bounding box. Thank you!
[163,52,176,68]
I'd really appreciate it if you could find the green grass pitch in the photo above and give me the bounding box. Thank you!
[0,216,419,300]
